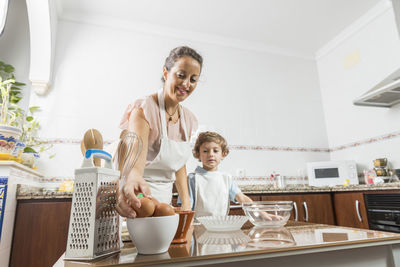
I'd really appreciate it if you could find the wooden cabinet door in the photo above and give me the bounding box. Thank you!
[333,192,369,229]
[261,193,335,225]
[296,194,335,225]
[10,199,72,267]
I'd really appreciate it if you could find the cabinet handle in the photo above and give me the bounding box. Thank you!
[303,202,309,222]
[293,202,298,221]
[355,200,363,222]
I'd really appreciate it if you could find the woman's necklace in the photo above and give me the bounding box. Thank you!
[165,104,179,122]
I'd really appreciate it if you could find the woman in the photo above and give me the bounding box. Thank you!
[116,46,203,218]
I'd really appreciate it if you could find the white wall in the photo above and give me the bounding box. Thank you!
[316,2,400,171]
[0,0,31,110]
[28,17,329,179]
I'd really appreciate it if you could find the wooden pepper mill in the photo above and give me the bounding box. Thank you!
[81,129,103,167]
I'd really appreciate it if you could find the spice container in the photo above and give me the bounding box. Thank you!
[373,158,387,168]
[374,168,388,176]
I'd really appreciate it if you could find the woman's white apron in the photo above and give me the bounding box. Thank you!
[142,90,192,204]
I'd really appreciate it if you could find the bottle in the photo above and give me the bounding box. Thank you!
[276,174,285,188]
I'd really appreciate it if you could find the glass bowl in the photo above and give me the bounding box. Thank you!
[242,201,293,227]
[197,216,248,232]
[247,227,295,248]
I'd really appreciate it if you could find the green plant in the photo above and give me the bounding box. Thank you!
[0,61,54,158]
[0,61,24,126]
[0,77,14,125]
[20,106,54,158]
[0,61,24,105]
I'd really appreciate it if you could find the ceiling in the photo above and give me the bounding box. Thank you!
[56,0,381,59]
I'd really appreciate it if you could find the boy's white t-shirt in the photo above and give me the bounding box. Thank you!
[188,166,242,217]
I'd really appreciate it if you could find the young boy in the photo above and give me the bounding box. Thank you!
[188,131,253,217]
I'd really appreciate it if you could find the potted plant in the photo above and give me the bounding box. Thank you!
[19,106,54,168]
[0,61,23,156]
[0,61,53,167]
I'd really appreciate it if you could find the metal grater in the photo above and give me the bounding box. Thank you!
[65,149,121,260]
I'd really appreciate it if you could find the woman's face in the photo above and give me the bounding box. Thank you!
[163,56,201,103]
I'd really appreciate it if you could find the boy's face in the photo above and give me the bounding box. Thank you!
[198,141,225,171]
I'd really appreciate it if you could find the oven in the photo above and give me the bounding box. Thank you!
[365,194,400,233]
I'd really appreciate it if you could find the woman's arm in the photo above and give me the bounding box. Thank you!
[175,165,191,210]
[116,108,151,218]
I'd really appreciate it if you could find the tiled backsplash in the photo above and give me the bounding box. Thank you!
[41,129,400,152]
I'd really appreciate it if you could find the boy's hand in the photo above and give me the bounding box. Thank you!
[260,211,283,221]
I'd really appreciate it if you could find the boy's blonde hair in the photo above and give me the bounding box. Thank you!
[193,131,229,159]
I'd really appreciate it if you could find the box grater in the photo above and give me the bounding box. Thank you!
[65,149,120,260]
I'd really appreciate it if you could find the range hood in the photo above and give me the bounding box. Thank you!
[353,0,400,108]
[353,68,400,107]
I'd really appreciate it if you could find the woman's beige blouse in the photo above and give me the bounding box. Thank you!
[119,95,198,165]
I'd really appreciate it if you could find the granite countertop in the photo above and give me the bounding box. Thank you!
[60,222,400,267]
[16,184,73,199]
[239,182,400,194]
[16,182,400,200]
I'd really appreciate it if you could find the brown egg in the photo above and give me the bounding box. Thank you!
[132,197,156,218]
[153,203,175,217]
[150,197,160,207]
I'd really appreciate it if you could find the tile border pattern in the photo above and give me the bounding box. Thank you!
[41,129,400,153]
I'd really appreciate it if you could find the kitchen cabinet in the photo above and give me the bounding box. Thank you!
[333,192,369,229]
[10,198,72,267]
[261,193,335,225]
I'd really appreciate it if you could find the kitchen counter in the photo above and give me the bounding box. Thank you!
[16,182,400,200]
[57,221,400,267]
[240,182,400,194]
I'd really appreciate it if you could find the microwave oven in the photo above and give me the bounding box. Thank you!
[307,160,358,187]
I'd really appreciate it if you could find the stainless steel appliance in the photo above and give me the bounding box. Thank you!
[365,194,400,233]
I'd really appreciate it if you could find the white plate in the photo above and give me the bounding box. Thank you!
[197,230,251,245]
[197,216,248,232]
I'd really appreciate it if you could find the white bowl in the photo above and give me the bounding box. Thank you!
[197,216,248,232]
[127,214,179,254]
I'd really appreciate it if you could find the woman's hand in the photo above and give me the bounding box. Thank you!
[260,211,283,221]
[115,178,151,218]
[180,201,192,211]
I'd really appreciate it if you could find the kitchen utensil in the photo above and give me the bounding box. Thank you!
[65,149,120,260]
[373,158,387,168]
[242,201,293,227]
[80,140,86,156]
[196,216,248,232]
[172,210,195,244]
[114,130,142,179]
[126,214,179,254]
[83,129,103,167]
